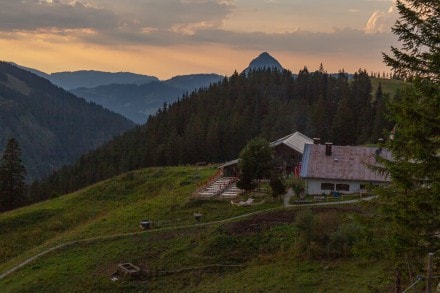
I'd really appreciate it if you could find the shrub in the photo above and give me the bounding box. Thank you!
[269,174,286,200]
[329,222,362,258]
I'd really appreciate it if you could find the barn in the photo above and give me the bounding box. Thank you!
[270,132,314,175]
[220,131,313,177]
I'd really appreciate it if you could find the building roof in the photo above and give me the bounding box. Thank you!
[300,144,391,182]
[220,132,312,168]
[270,131,313,154]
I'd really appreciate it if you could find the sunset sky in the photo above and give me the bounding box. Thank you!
[0,0,399,79]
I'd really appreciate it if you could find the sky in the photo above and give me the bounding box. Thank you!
[0,0,400,79]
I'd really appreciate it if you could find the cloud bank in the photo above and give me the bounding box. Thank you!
[0,0,399,76]
[0,0,118,30]
[0,0,397,51]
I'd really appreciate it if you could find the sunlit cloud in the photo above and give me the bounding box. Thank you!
[140,27,157,34]
[170,22,217,36]
[365,1,397,33]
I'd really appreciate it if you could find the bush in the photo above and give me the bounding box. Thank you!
[290,177,305,197]
[329,222,362,258]
[293,208,363,260]
[269,174,286,199]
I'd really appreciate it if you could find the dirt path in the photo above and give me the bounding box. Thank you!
[283,188,294,207]
[0,196,376,281]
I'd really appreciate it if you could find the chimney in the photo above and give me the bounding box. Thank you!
[325,142,332,156]
[313,138,321,144]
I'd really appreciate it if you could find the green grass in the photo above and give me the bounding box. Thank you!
[370,77,407,97]
[0,219,394,292]
[0,166,277,274]
[0,166,397,292]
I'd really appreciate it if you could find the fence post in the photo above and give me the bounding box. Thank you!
[426,252,433,293]
[395,270,401,293]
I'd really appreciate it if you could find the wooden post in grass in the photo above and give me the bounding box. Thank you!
[395,270,401,293]
[426,252,433,293]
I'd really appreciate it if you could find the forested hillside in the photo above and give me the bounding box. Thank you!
[30,67,395,200]
[0,62,135,181]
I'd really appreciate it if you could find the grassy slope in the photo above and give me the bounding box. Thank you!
[0,166,395,292]
[370,77,406,96]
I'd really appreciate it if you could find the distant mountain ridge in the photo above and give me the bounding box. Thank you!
[13,54,285,124]
[13,64,223,124]
[71,82,182,124]
[41,70,158,90]
[163,74,224,91]
[71,73,224,124]
[12,53,354,125]
[0,62,135,181]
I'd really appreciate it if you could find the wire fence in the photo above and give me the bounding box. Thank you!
[402,275,439,292]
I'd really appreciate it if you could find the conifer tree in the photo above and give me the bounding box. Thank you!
[375,0,440,258]
[0,138,27,211]
[383,1,440,82]
[332,92,355,145]
[370,83,390,142]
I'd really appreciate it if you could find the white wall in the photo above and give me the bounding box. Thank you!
[304,179,370,195]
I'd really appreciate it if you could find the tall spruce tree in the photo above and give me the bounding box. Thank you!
[0,138,27,211]
[383,1,440,82]
[375,0,440,259]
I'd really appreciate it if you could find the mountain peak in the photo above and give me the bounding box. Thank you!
[258,52,272,58]
[244,52,284,74]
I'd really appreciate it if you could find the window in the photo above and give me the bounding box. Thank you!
[360,184,366,190]
[336,184,350,192]
[321,183,334,190]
